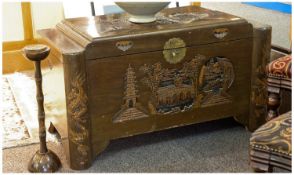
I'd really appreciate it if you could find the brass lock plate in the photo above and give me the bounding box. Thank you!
[163,38,186,64]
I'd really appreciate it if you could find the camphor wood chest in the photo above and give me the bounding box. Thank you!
[39,6,271,170]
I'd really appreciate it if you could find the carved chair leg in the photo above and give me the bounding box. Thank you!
[253,166,273,173]
[251,160,274,173]
[267,91,280,121]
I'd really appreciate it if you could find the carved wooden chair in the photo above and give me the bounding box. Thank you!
[249,55,292,172]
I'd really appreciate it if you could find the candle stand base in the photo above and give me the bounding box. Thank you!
[28,149,61,173]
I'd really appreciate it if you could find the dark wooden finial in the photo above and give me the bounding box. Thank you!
[24,44,61,173]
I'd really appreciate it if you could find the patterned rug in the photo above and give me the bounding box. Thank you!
[2,77,31,149]
[2,72,63,149]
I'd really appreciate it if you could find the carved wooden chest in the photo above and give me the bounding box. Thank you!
[39,6,271,170]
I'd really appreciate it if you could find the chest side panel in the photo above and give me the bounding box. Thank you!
[87,38,252,140]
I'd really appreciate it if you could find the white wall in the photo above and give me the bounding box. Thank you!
[2,2,24,41]
[63,1,93,18]
[62,1,193,18]
[2,2,64,41]
[31,2,64,38]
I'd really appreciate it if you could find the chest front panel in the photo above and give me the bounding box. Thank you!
[87,37,252,138]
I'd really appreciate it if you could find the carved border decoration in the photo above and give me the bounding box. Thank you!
[156,12,210,24]
[67,73,90,166]
[98,12,210,33]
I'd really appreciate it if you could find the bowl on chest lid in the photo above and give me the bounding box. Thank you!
[115,2,171,23]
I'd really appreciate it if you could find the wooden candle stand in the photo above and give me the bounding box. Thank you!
[23,44,61,173]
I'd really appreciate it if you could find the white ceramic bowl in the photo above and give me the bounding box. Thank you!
[115,2,170,23]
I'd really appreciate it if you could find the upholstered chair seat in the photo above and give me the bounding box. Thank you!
[266,55,291,90]
[250,111,291,171]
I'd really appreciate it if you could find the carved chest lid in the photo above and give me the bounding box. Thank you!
[55,6,253,59]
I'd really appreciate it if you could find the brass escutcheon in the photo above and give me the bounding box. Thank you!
[163,38,186,64]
